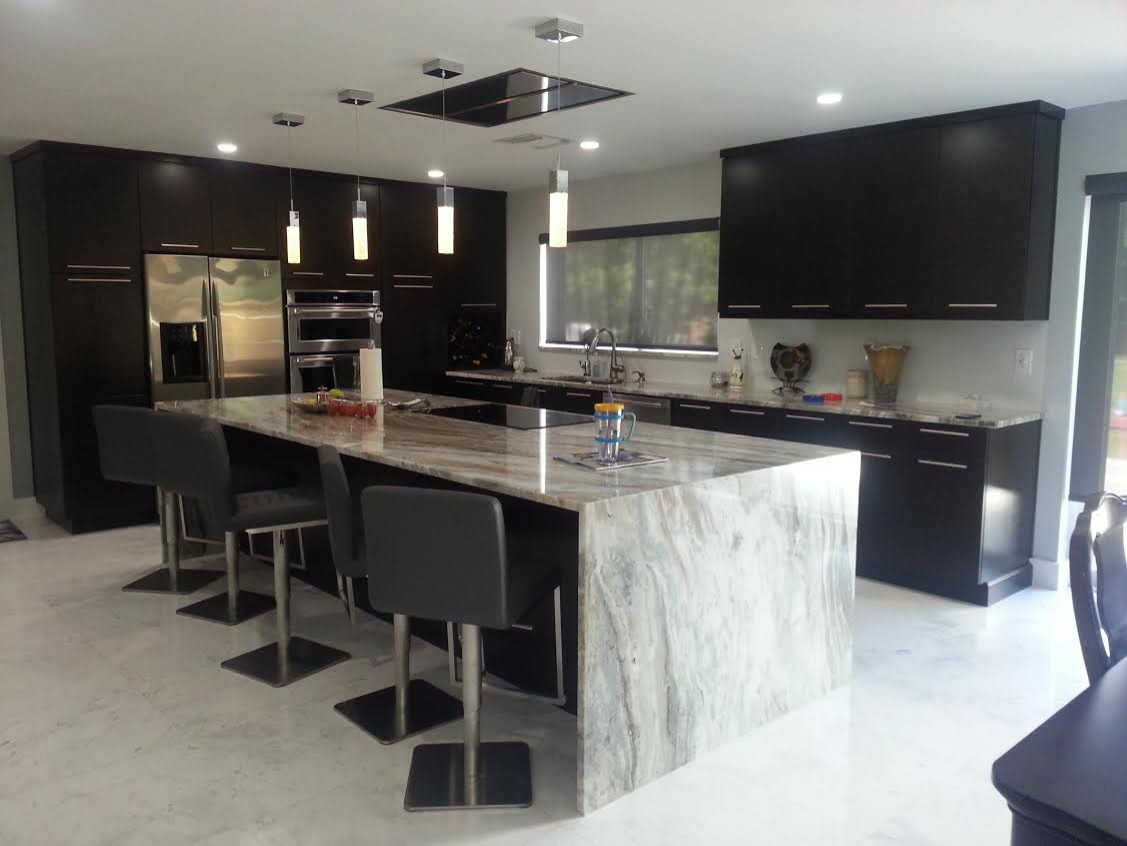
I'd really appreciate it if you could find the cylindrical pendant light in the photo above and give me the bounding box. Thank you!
[337,89,374,262]
[273,112,306,265]
[536,19,583,249]
[424,59,463,256]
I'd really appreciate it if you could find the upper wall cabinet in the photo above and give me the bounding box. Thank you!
[719,101,1063,320]
[449,188,507,311]
[209,162,280,258]
[278,174,380,284]
[43,151,140,274]
[139,159,212,254]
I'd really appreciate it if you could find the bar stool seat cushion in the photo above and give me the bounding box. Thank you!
[231,464,298,495]
[226,486,326,532]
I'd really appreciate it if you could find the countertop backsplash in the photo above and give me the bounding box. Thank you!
[523,316,1049,411]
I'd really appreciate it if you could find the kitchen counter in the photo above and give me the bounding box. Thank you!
[160,391,858,813]
[447,369,1042,429]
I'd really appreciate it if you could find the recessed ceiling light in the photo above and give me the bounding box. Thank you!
[427,168,445,179]
[579,139,600,151]
[816,92,843,106]
[216,142,238,154]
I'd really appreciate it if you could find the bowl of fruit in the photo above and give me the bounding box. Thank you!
[291,387,343,415]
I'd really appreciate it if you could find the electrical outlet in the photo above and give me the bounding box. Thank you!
[1015,348,1034,377]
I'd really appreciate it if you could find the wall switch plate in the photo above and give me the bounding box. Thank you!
[1015,348,1034,377]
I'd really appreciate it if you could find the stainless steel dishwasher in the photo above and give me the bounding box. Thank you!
[614,393,671,426]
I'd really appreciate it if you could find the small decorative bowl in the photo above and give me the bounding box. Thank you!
[709,371,730,388]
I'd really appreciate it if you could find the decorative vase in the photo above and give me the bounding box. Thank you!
[729,359,744,387]
[863,343,909,404]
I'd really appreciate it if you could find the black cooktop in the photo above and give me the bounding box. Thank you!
[429,403,589,430]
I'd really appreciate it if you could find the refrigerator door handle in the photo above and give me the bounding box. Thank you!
[210,279,226,398]
[203,279,218,398]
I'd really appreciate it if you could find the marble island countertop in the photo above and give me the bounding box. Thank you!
[446,369,1042,429]
[158,391,849,512]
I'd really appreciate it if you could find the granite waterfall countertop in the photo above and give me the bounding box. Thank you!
[158,391,848,512]
[446,369,1042,429]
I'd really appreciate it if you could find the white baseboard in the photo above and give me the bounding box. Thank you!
[2,497,43,521]
[1031,556,1068,590]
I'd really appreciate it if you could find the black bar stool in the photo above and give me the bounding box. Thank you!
[93,405,223,595]
[317,447,462,744]
[152,412,350,685]
[361,485,560,811]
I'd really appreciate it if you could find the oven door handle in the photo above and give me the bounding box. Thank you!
[293,355,337,366]
[288,307,381,316]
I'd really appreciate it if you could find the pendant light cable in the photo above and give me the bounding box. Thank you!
[353,102,361,201]
[556,37,562,172]
[441,71,448,188]
[287,123,294,211]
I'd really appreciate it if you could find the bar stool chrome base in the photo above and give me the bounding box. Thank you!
[221,636,350,688]
[121,567,223,595]
[404,742,532,811]
[335,679,463,744]
[177,590,275,625]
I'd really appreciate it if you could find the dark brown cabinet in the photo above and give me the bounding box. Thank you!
[280,174,380,283]
[210,162,280,258]
[381,181,444,283]
[848,127,939,314]
[381,277,446,394]
[448,188,507,312]
[139,159,212,254]
[719,101,1062,320]
[44,152,139,273]
[932,112,1059,319]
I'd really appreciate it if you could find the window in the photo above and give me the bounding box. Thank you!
[539,218,719,354]
[1072,173,1127,499]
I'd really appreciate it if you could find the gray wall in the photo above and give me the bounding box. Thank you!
[0,156,34,517]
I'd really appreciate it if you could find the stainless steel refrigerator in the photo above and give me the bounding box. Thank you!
[145,254,285,403]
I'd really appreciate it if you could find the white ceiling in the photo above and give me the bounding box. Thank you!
[1,0,1125,192]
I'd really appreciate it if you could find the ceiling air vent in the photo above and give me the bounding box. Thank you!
[494,133,573,150]
[381,68,630,129]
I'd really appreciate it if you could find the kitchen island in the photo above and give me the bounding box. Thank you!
[160,391,859,813]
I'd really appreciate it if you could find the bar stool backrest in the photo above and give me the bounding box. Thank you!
[150,413,234,522]
[317,446,363,578]
[361,486,511,629]
[92,405,158,486]
[1071,492,1127,684]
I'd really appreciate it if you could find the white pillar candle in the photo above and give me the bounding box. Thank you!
[360,347,383,401]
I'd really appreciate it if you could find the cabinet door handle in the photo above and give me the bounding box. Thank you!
[345,272,375,278]
[623,399,667,409]
[864,303,908,309]
[566,391,593,398]
[862,452,892,460]
[393,284,434,290]
[792,304,830,309]
[65,264,131,270]
[919,427,970,438]
[291,271,324,277]
[786,413,825,422]
[917,459,968,470]
[726,304,761,310]
[460,303,498,308]
[159,243,199,249]
[536,388,548,394]
[230,246,267,252]
[947,303,997,309]
[454,380,477,386]
[729,408,766,416]
[393,274,433,280]
[680,404,712,411]
[849,420,893,429]
[492,384,514,390]
[66,277,131,283]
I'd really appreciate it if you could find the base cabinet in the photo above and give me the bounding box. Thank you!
[670,398,1039,605]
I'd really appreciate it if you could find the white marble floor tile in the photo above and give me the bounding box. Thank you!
[0,517,1089,845]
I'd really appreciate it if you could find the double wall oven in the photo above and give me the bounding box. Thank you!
[286,289,382,393]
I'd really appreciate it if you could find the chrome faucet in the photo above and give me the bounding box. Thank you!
[582,327,626,383]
